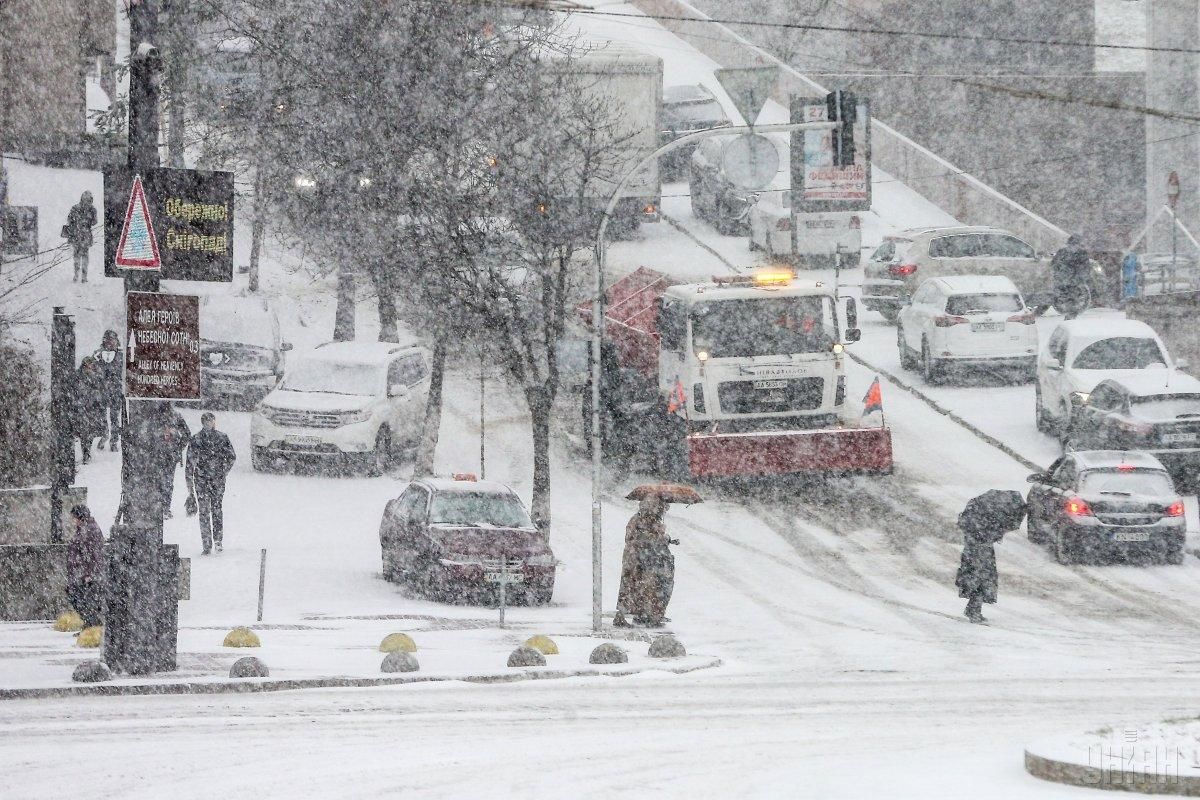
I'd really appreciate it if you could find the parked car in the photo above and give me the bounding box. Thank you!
[863,226,1047,322]
[896,275,1038,384]
[251,340,431,475]
[689,134,757,235]
[748,190,862,268]
[1025,450,1185,565]
[1035,314,1180,438]
[378,475,555,605]
[1064,373,1200,491]
[660,83,730,180]
[200,295,291,407]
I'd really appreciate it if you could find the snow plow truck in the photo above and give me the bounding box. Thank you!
[580,267,893,479]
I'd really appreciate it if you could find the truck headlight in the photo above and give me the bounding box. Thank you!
[338,409,372,425]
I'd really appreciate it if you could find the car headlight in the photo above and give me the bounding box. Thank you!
[525,554,556,567]
[258,404,283,424]
[338,409,372,425]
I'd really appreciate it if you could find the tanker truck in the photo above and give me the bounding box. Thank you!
[581,267,893,478]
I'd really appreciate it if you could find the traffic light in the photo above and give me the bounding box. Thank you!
[825,90,857,167]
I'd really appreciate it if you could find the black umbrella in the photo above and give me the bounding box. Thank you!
[958,490,1027,541]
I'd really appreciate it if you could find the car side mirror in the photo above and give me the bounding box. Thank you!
[844,328,861,344]
[389,383,408,398]
[281,342,293,352]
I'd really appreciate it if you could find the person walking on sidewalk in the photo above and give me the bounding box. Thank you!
[92,330,124,451]
[66,505,105,629]
[186,412,236,554]
[63,191,97,283]
[72,355,106,464]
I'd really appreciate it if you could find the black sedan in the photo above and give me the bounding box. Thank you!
[1026,450,1186,565]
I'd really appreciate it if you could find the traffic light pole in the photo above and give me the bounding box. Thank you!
[588,119,837,632]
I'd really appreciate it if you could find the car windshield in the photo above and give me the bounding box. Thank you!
[281,360,382,395]
[928,234,1034,259]
[945,293,1023,314]
[1130,394,1200,421]
[428,491,534,528]
[1080,469,1175,497]
[1072,337,1167,370]
[691,296,836,358]
[201,306,275,349]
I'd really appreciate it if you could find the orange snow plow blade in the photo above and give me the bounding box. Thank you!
[687,427,893,478]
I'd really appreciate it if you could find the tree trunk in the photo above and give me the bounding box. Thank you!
[526,387,553,533]
[372,265,398,343]
[247,165,267,293]
[333,265,356,341]
[414,339,447,477]
[166,65,186,168]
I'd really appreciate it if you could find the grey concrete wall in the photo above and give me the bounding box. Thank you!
[631,0,1071,253]
[0,545,68,621]
[0,485,88,546]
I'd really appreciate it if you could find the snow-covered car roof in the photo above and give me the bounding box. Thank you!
[307,340,422,365]
[1069,450,1170,472]
[1057,315,1161,346]
[930,275,1021,294]
[1096,371,1200,398]
[898,225,1020,240]
[416,476,521,496]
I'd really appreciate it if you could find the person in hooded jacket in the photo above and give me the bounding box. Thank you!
[73,356,107,464]
[92,330,124,451]
[1049,234,1092,319]
[615,494,677,627]
[66,505,105,628]
[63,191,96,283]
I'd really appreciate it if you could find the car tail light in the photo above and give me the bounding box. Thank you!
[933,315,969,327]
[775,218,791,232]
[848,215,861,230]
[1064,497,1093,517]
[1006,311,1036,325]
[888,263,918,277]
[1166,500,1186,517]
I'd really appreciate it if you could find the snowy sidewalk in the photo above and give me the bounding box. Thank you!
[0,614,718,698]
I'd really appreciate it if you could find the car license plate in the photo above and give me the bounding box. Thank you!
[484,572,524,583]
[754,380,787,390]
[805,220,836,229]
[1163,432,1198,444]
[970,321,1005,333]
[1113,531,1150,542]
[285,435,322,447]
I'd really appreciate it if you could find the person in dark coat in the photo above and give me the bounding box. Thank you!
[92,330,124,451]
[186,412,236,554]
[158,408,191,518]
[73,356,107,464]
[615,495,677,627]
[64,191,97,283]
[956,526,1001,623]
[1049,234,1092,319]
[66,505,105,628]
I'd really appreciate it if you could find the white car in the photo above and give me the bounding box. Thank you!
[251,340,431,475]
[1035,313,1181,437]
[896,275,1038,384]
[748,191,862,268]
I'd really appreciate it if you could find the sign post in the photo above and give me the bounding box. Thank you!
[1168,171,1181,274]
[486,555,524,629]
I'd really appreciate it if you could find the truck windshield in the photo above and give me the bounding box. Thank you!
[691,297,835,358]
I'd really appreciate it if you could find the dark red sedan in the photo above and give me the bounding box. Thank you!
[379,475,555,605]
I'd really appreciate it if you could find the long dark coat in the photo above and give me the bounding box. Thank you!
[72,362,107,440]
[617,508,675,620]
[186,427,236,493]
[955,532,999,604]
[65,200,96,251]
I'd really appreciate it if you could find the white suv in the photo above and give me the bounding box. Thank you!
[251,341,431,475]
[897,275,1038,383]
[1035,314,1177,438]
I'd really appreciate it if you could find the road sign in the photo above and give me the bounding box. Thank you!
[790,97,872,213]
[714,66,778,126]
[105,167,234,281]
[115,174,161,269]
[125,292,201,400]
[1168,171,1181,209]
[721,133,780,190]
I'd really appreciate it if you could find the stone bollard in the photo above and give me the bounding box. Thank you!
[523,635,558,655]
[381,651,420,673]
[223,627,261,648]
[229,656,270,678]
[507,646,547,668]
[72,660,112,683]
[648,635,686,658]
[379,632,417,653]
[589,643,628,664]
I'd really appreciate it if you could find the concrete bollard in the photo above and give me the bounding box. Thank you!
[378,632,417,653]
[229,656,270,678]
[380,651,420,673]
[222,627,261,648]
[72,660,112,683]
[507,646,547,668]
[589,643,628,664]
[648,634,686,658]
[523,635,559,655]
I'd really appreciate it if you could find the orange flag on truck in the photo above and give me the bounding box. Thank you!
[862,376,883,416]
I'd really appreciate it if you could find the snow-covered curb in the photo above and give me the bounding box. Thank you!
[1026,719,1200,795]
[0,655,722,700]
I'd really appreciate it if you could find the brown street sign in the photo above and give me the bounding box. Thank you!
[125,292,200,400]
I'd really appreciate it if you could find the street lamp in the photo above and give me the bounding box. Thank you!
[588,119,838,631]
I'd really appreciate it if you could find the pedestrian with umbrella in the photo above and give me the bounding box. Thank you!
[614,483,701,628]
[955,489,1027,623]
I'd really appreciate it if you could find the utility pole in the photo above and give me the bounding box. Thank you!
[106,0,179,676]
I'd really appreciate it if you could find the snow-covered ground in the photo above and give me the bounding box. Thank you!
[4,4,1200,799]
